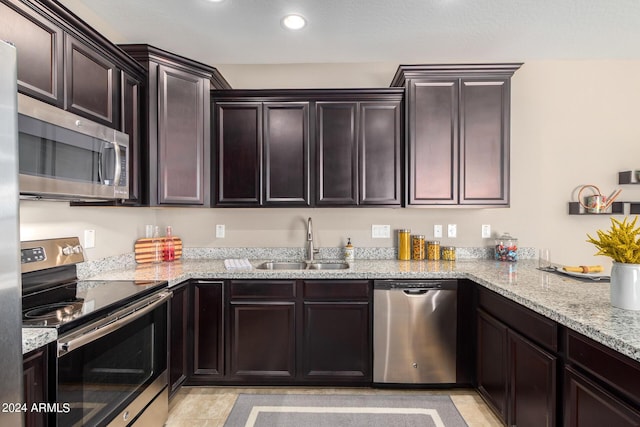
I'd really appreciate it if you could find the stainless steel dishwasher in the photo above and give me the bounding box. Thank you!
[373,279,457,384]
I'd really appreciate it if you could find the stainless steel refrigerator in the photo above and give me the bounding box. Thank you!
[0,40,24,426]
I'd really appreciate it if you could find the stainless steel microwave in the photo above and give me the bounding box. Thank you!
[17,94,129,200]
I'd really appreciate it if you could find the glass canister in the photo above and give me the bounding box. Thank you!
[398,229,411,260]
[427,240,441,260]
[442,246,456,261]
[412,235,425,260]
[495,233,518,262]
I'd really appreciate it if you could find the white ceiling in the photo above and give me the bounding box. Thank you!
[58,0,640,66]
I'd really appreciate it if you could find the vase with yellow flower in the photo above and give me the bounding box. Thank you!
[587,216,640,310]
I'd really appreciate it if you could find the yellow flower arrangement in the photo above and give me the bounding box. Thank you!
[587,216,640,264]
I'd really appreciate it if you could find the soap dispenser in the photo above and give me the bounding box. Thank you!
[344,238,355,262]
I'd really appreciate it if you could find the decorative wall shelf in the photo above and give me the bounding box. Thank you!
[569,171,640,215]
[568,201,624,215]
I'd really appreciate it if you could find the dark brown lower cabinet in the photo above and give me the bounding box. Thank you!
[191,281,224,382]
[477,309,509,420]
[169,281,190,397]
[476,308,557,427]
[509,329,557,427]
[301,280,371,383]
[564,366,640,427]
[23,346,49,427]
[229,302,296,379]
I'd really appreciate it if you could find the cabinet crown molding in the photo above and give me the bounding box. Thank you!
[390,63,523,87]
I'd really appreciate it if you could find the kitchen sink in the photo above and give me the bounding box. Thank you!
[307,262,350,270]
[256,261,350,270]
[256,261,308,270]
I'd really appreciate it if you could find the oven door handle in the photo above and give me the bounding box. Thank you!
[58,291,171,357]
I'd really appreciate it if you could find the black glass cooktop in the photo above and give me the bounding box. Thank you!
[22,279,167,332]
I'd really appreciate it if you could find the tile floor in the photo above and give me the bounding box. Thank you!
[166,386,503,426]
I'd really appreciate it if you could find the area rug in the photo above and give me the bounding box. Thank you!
[223,393,468,427]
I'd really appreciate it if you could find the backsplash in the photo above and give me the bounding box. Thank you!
[77,246,537,279]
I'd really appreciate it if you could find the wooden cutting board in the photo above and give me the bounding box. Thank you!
[134,237,183,264]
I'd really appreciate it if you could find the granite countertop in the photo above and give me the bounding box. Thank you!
[24,257,640,364]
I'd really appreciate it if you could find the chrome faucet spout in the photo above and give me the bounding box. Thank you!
[306,217,318,262]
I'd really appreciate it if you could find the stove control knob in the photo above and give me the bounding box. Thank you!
[72,245,83,254]
[62,246,73,256]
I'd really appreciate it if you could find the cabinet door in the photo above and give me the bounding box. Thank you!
[192,281,224,378]
[120,71,142,203]
[23,346,49,427]
[229,302,295,379]
[564,367,640,427]
[459,78,510,205]
[263,102,310,205]
[215,102,262,205]
[157,64,208,205]
[316,102,358,205]
[169,282,190,396]
[408,79,458,205]
[302,302,371,382]
[508,330,557,427]
[359,101,401,205]
[0,0,63,106]
[65,34,118,127]
[476,309,508,423]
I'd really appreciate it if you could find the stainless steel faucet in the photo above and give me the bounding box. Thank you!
[306,217,319,262]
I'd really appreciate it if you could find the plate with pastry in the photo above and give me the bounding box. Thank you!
[558,265,610,280]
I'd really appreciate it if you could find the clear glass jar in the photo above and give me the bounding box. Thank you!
[495,233,518,262]
[442,246,456,261]
[398,229,411,260]
[427,240,440,260]
[412,235,425,260]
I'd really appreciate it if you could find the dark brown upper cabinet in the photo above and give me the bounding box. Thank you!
[316,96,402,206]
[121,44,230,206]
[264,102,310,205]
[120,71,142,203]
[212,89,402,207]
[391,64,521,207]
[213,96,310,207]
[0,0,64,107]
[315,102,358,205]
[65,34,118,127]
[214,102,263,206]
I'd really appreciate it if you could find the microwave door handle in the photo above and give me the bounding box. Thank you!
[112,140,121,187]
[97,144,104,184]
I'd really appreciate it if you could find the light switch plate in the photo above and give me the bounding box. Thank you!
[433,224,443,238]
[84,229,95,248]
[482,224,491,238]
[447,224,457,238]
[216,224,225,238]
[372,224,391,238]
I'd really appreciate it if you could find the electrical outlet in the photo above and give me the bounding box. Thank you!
[84,229,95,248]
[433,224,443,238]
[447,224,457,238]
[216,224,225,238]
[482,224,491,238]
[371,224,391,238]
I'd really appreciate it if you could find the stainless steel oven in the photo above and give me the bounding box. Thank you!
[56,290,170,427]
[21,238,170,426]
[17,93,129,200]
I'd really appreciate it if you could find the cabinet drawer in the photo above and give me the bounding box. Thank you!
[478,287,557,352]
[303,280,371,300]
[230,280,296,299]
[566,329,640,406]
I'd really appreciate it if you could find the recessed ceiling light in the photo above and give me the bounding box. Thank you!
[281,14,306,30]
[206,0,225,3]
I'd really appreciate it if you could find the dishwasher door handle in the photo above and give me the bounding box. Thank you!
[402,289,430,295]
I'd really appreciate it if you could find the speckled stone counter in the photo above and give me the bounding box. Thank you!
[22,328,57,355]
[76,257,640,364]
[25,256,639,366]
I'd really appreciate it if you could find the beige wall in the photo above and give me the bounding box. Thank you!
[19,60,640,268]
